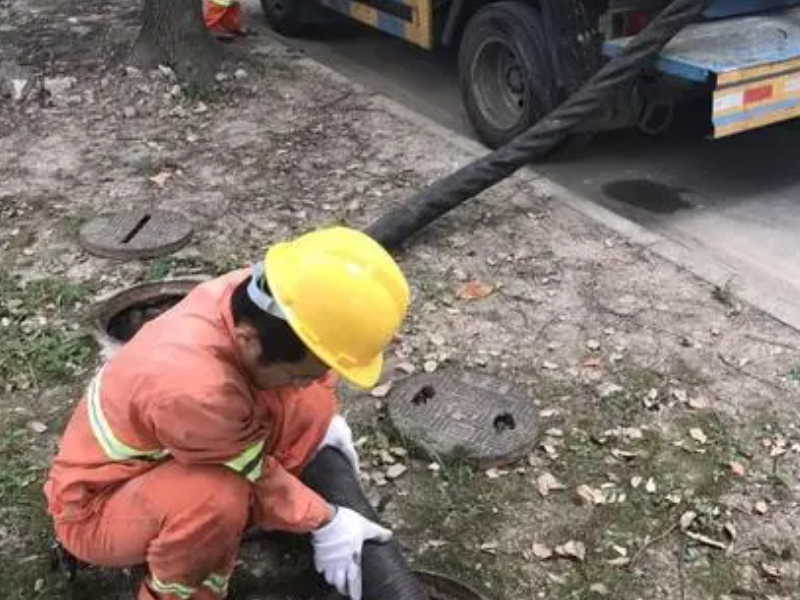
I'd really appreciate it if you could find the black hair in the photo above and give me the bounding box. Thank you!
[230,276,308,364]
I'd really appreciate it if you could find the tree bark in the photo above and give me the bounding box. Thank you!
[130,0,221,89]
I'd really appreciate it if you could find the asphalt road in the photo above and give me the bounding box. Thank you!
[248,14,800,330]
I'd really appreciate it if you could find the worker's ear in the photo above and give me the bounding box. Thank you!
[232,322,260,353]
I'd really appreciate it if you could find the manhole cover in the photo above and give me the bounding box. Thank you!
[79,210,193,259]
[387,369,538,468]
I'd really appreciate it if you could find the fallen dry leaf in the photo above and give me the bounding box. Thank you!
[486,467,507,480]
[630,476,643,489]
[760,562,781,579]
[576,484,605,505]
[729,461,746,477]
[680,510,697,531]
[672,388,688,404]
[688,395,709,410]
[689,428,708,444]
[479,541,499,554]
[370,381,393,398]
[645,478,657,493]
[589,583,609,596]
[606,556,631,567]
[149,170,172,187]
[531,543,553,560]
[540,409,558,418]
[395,362,416,374]
[555,540,586,561]
[545,428,564,438]
[611,448,639,460]
[456,280,494,301]
[537,472,566,497]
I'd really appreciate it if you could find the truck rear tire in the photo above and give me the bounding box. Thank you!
[458,1,558,148]
[261,0,322,36]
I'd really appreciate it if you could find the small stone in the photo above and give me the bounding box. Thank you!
[424,360,438,373]
[169,84,182,97]
[576,484,605,505]
[28,420,47,434]
[729,462,746,477]
[194,102,209,114]
[537,472,566,497]
[428,333,445,346]
[215,72,229,82]
[597,382,623,399]
[389,446,407,458]
[371,471,388,487]
[427,462,441,472]
[589,583,609,596]
[672,388,688,403]
[234,68,248,79]
[586,339,601,351]
[1,317,10,327]
[754,500,768,515]
[125,65,142,77]
[542,361,558,371]
[645,478,657,493]
[122,106,136,118]
[689,428,708,444]
[385,464,408,480]
[688,395,709,410]
[34,579,44,593]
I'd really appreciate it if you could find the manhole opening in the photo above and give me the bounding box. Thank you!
[106,294,185,342]
[412,385,436,405]
[493,412,516,432]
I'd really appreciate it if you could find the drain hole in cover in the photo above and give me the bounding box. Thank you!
[493,413,516,432]
[411,385,436,406]
[121,214,152,244]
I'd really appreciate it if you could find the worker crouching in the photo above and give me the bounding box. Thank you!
[44,227,410,600]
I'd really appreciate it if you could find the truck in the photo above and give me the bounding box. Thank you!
[260,0,800,148]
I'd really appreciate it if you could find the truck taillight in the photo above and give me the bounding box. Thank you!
[626,12,651,36]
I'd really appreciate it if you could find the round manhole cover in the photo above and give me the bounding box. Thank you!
[387,369,538,468]
[79,210,193,259]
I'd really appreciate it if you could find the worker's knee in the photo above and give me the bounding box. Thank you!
[192,466,251,532]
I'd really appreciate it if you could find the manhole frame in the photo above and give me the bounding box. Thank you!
[79,209,194,260]
[90,278,207,358]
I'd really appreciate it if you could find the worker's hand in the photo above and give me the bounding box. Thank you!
[312,506,393,600]
[319,414,360,473]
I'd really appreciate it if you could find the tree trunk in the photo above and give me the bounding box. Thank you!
[130,0,221,90]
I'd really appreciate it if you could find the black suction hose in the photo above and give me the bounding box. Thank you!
[302,447,429,600]
[364,0,712,251]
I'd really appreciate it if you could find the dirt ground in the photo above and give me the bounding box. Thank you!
[2,0,800,598]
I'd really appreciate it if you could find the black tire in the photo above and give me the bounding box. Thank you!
[458,1,559,149]
[260,0,318,36]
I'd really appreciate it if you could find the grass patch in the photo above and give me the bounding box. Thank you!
[0,275,98,392]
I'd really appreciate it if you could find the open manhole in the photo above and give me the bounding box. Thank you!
[79,210,193,259]
[91,279,204,356]
[388,369,538,468]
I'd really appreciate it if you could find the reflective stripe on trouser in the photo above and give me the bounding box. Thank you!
[87,367,169,462]
[147,573,230,599]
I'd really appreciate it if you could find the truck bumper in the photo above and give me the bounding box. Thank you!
[604,5,800,138]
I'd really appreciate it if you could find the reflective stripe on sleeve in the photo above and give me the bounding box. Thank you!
[224,440,264,482]
[86,368,169,462]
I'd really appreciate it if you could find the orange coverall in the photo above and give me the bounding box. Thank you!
[44,270,336,600]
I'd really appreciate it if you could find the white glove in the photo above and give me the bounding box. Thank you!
[312,506,393,600]
[319,415,360,473]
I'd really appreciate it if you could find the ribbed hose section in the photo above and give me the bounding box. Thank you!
[364,0,711,251]
[301,447,429,600]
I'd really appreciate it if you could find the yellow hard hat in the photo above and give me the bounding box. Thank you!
[265,226,410,389]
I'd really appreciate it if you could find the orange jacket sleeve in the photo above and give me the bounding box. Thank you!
[148,383,331,533]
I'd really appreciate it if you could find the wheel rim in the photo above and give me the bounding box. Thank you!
[470,37,528,132]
